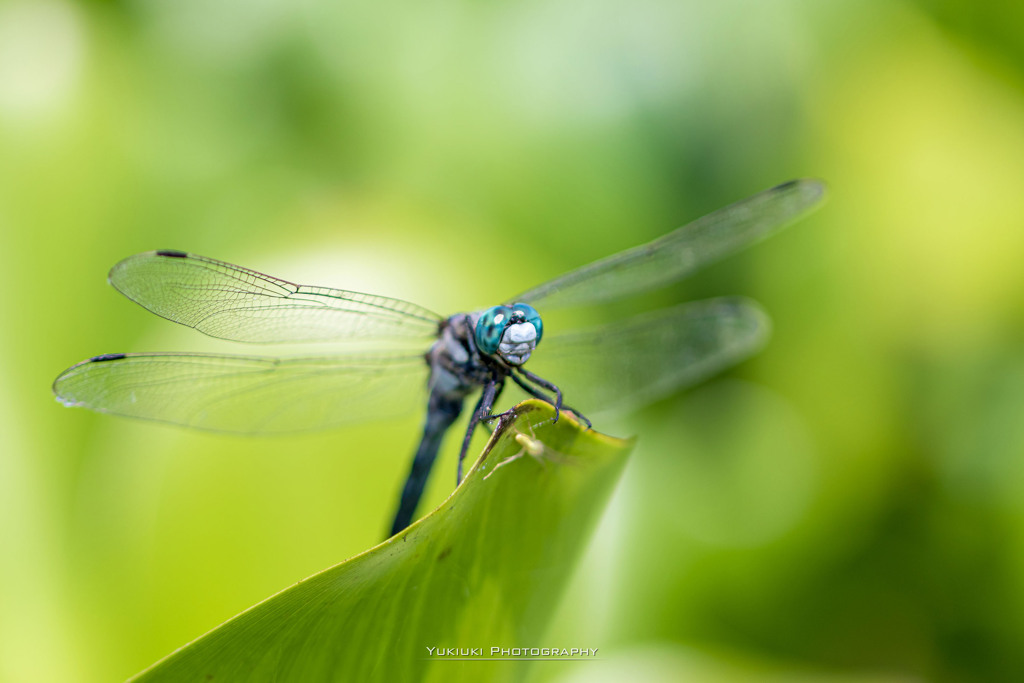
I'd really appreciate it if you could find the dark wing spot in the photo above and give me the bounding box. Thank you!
[155,249,188,258]
[437,546,453,561]
[90,353,127,362]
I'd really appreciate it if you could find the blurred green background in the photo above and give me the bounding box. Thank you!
[2,0,1023,681]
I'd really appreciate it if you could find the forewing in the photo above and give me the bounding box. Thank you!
[108,251,442,343]
[514,179,825,309]
[524,298,769,415]
[53,352,428,434]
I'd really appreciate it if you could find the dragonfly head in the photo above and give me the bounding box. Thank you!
[474,303,543,366]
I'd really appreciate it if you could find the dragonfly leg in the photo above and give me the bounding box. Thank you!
[508,371,592,429]
[390,392,462,536]
[509,370,555,403]
[515,367,562,422]
[485,362,571,423]
[457,379,503,484]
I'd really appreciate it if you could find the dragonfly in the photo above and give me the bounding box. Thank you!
[53,179,825,536]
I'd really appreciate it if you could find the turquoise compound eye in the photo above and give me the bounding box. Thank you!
[511,303,543,345]
[475,305,514,355]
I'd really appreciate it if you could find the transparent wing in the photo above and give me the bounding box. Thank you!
[53,351,429,434]
[514,179,825,309]
[524,298,770,415]
[108,250,443,343]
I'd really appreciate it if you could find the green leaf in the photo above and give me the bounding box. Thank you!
[131,399,633,683]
